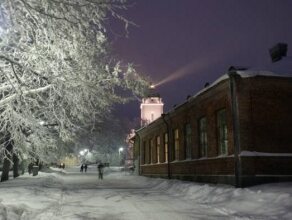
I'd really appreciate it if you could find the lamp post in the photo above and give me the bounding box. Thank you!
[79,149,88,163]
[118,147,124,167]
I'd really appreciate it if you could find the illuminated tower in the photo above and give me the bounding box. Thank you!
[140,85,164,126]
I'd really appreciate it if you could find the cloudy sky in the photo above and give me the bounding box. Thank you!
[110,0,292,121]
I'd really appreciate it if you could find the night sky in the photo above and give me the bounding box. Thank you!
[110,0,292,121]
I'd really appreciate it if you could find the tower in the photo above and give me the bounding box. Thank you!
[140,85,164,126]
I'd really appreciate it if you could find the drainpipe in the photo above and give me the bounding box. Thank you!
[228,71,242,188]
[135,131,141,176]
[162,113,171,179]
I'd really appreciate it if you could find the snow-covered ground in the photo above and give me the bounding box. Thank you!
[0,166,291,220]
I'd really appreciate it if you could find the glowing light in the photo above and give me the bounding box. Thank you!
[150,84,155,89]
[79,149,88,156]
[153,60,200,87]
[152,55,223,88]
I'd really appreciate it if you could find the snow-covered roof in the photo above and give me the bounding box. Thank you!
[137,61,292,132]
[236,70,292,78]
[167,66,292,114]
[198,69,292,98]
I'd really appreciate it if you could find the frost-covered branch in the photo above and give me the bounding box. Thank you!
[0,84,52,105]
[0,0,149,164]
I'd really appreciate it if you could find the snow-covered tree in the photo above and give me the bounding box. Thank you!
[0,0,149,181]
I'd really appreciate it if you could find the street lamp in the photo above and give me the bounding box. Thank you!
[79,149,89,164]
[79,150,85,156]
[118,147,124,155]
[118,147,124,167]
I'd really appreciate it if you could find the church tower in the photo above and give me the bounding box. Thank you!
[140,85,164,126]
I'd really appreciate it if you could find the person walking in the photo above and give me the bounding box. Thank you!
[97,162,104,179]
[80,164,84,172]
[84,164,88,172]
[28,162,34,175]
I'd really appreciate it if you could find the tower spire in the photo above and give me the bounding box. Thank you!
[140,85,164,126]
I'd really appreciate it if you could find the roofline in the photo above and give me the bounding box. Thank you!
[158,70,292,116]
[136,70,292,133]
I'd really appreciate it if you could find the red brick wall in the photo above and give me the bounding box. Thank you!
[141,163,168,175]
[237,76,292,153]
[138,79,236,178]
[166,79,235,160]
[241,157,292,175]
[136,75,292,186]
[170,158,235,175]
[141,158,235,176]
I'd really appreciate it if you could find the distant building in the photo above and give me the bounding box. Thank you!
[133,70,292,187]
[125,87,164,171]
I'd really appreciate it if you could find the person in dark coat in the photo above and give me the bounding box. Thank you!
[97,163,104,179]
[28,162,33,175]
[84,164,88,172]
[80,164,84,172]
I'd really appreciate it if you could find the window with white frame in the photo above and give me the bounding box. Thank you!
[184,123,192,159]
[174,128,180,160]
[143,141,146,164]
[149,139,154,163]
[199,117,208,157]
[156,136,160,163]
[217,109,228,155]
[164,133,168,162]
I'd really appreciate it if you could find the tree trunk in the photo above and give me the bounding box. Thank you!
[1,141,13,182]
[13,153,19,178]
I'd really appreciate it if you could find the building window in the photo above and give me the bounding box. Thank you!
[164,133,168,163]
[156,136,160,163]
[143,141,146,164]
[149,139,154,163]
[174,128,180,160]
[217,109,228,155]
[184,123,192,159]
[198,117,208,157]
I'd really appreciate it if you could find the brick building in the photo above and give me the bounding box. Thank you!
[133,69,292,187]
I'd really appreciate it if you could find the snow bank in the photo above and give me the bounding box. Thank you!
[152,178,292,219]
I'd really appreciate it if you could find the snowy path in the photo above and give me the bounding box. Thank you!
[0,166,292,220]
[56,174,222,220]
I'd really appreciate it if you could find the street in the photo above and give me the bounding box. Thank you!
[0,166,291,220]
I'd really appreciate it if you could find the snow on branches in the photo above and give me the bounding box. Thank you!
[0,0,149,163]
